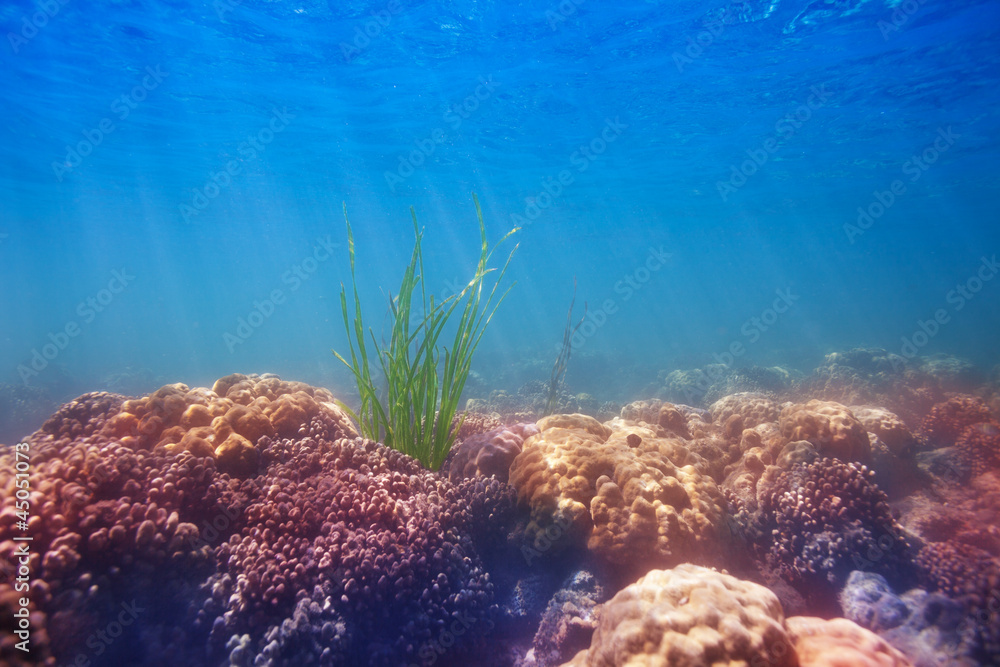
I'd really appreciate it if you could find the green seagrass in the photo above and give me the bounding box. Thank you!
[334,194,518,469]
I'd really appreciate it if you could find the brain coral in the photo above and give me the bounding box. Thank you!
[919,395,992,444]
[0,381,516,667]
[560,564,795,667]
[508,414,726,569]
[786,616,914,667]
[779,400,871,463]
[758,458,910,596]
[446,422,539,484]
[711,392,780,429]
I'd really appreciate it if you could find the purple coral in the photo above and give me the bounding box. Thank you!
[758,458,912,600]
[0,389,518,667]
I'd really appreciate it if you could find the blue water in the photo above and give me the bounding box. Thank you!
[1,0,999,424]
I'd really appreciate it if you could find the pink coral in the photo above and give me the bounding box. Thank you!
[446,423,539,483]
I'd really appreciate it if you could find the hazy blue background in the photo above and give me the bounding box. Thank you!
[1,0,998,426]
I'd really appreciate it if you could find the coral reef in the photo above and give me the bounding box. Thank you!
[756,458,911,599]
[203,418,517,665]
[508,414,727,570]
[465,382,616,424]
[955,421,1000,476]
[561,564,795,667]
[797,348,945,427]
[919,395,993,445]
[915,541,1000,661]
[710,391,781,429]
[0,391,216,666]
[517,569,606,667]
[918,354,980,390]
[779,399,871,463]
[839,570,978,667]
[850,406,919,458]
[892,470,1000,557]
[799,348,907,407]
[785,616,914,666]
[104,373,357,474]
[452,411,504,441]
[0,379,519,667]
[658,364,795,407]
[446,423,540,484]
[10,353,1000,667]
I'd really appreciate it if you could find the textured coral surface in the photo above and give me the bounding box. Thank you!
[710,391,780,429]
[447,422,539,484]
[850,406,919,457]
[561,564,795,667]
[7,367,1000,667]
[0,378,516,667]
[759,458,910,594]
[508,414,726,569]
[786,616,914,666]
[920,395,993,445]
[779,400,871,463]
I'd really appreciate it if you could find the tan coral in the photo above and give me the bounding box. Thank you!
[786,616,913,667]
[620,398,663,425]
[509,414,726,567]
[103,374,357,472]
[214,432,259,476]
[779,400,870,463]
[561,564,796,667]
[850,406,918,457]
[740,421,789,461]
[711,392,781,429]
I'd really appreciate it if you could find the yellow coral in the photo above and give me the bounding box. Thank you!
[786,617,913,667]
[509,414,726,567]
[105,374,358,473]
[778,400,870,463]
[849,406,917,457]
[711,392,781,429]
[562,564,795,667]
